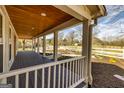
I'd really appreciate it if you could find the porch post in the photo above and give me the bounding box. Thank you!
[1,11,9,84]
[34,38,36,52]
[53,31,58,61]
[23,39,25,51]
[37,37,40,53]
[88,24,93,87]
[43,35,46,56]
[32,39,34,51]
[82,20,93,86]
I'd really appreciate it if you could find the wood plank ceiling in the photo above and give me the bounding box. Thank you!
[5,5,73,39]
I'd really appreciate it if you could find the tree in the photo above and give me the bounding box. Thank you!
[65,31,75,45]
[58,32,64,46]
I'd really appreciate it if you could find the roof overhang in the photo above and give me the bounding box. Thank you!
[5,5,106,39]
[54,5,106,21]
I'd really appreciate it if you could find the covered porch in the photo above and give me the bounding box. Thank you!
[8,51,86,88]
[0,5,106,88]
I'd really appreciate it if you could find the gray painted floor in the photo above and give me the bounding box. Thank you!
[7,51,84,88]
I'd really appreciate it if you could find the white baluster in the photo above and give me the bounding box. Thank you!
[80,59,82,79]
[75,60,77,83]
[35,70,37,88]
[78,60,80,80]
[15,75,19,88]
[69,61,72,86]
[48,66,51,88]
[66,62,68,88]
[53,65,56,88]
[42,68,44,88]
[62,63,65,88]
[58,64,61,88]
[82,59,85,79]
[72,61,74,84]
[26,72,29,88]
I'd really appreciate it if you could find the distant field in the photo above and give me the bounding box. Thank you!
[18,46,124,60]
[92,48,124,59]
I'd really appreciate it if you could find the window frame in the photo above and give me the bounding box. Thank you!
[0,8,4,73]
[0,10,3,44]
[9,25,13,64]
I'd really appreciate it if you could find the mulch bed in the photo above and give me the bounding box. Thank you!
[92,62,124,88]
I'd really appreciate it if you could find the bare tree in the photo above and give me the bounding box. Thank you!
[58,32,64,45]
[65,31,75,45]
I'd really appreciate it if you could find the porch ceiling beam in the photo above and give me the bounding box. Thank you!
[35,18,80,38]
[54,5,92,21]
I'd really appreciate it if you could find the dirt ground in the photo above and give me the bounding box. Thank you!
[92,55,124,69]
[92,62,124,88]
[92,56,124,88]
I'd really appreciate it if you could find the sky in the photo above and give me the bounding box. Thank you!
[46,24,82,40]
[94,5,124,41]
[46,5,124,42]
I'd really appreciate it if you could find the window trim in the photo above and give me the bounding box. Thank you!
[0,8,4,73]
[0,10,3,43]
[9,25,13,64]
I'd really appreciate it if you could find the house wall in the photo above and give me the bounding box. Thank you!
[0,6,18,73]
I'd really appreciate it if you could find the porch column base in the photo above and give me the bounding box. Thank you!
[88,83,92,88]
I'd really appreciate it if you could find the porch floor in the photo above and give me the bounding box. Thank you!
[92,62,124,88]
[8,51,85,88]
[10,51,53,70]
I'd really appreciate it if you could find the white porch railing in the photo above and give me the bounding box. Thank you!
[0,56,86,88]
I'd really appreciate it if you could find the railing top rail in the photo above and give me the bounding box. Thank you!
[0,56,85,79]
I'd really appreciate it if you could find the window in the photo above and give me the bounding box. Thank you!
[9,28,12,61]
[9,28,11,39]
[0,14,2,43]
[9,44,11,61]
[0,13,3,73]
[0,44,3,73]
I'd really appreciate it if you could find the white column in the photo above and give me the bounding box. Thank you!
[88,25,93,86]
[32,39,34,51]
[3,14,9,73]
[82,20,93,86]
[43,35,46,56]
[11,30,14,66]
[34,38,36,52]
[23,39,25,51]
[1,10,9,84]
[54,31,58,61]
[37,37,40,53]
